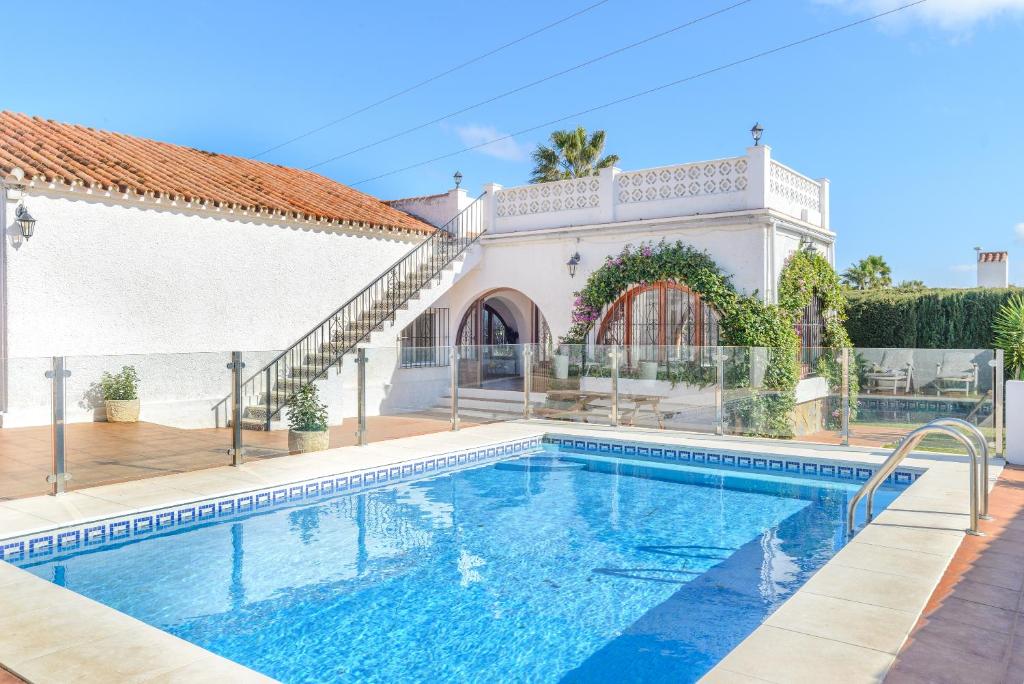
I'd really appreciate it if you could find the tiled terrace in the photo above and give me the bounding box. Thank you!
[0,415,461,501]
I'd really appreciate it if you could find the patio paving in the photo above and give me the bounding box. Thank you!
[0,414,461,501]
[886,465,1024,683]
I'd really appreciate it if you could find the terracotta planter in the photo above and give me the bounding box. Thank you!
[105,399,140,423]
[289,429,330,454]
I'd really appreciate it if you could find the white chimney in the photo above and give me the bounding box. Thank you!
[977,249,1009,288]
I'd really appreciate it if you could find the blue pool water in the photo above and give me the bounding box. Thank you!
[24,446,899,683]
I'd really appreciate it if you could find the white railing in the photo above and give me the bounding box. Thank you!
[486,146,828,234]
[495,175,602,218]
[616,156,749,204]
[769,161,822,216]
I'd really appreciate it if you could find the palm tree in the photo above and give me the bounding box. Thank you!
[841,255,892,290]
[530,127,619,183]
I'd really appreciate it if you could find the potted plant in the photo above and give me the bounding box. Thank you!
[101,366,140,423]
[287,383,330,454]
[994,294,1024,464]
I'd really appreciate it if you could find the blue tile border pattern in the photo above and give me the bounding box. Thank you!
[0,432,924,567]
[0,436,544,566]
[542,434,923,488]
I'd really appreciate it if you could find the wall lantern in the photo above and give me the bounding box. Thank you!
[453,170,463,189]
[751,122,764,146]
[566,252,581,278]
[15,204,36,240]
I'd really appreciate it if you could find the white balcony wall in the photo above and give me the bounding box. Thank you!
[486,146,829,236]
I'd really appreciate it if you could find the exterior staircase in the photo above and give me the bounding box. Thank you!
[234,196,485,431]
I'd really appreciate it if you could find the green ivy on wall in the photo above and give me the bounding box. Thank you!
[777,246,858,428]
[561,240,801,437]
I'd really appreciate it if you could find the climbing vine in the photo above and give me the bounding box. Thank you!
[777,246,858,428]
[561,240,800,437]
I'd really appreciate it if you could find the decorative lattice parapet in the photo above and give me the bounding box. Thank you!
[768,161,822,215]
[494,176,602,217]
[615,157,749,204]
[486,147,829,234]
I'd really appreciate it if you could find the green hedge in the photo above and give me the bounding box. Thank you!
[845,288,1021,349]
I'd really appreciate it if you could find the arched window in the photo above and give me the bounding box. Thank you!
[596,281,719,359]
[795,294,826,377]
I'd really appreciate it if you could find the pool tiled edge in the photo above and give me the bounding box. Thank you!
[1,435,542,566]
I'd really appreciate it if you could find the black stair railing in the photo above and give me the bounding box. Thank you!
[239,194,486,429]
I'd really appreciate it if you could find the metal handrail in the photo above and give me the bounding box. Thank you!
[217,193,486,428]
[846,422,982,537]
[865,418,991,522]
[925,418,992,520]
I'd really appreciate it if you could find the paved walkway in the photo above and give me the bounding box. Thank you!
[886,465,1024,683]
[0,415,462,501]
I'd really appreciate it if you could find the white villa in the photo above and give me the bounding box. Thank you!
[0,111,833,431]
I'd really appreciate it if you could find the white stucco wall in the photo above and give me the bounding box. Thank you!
[387,188,472,228]
[430,216,771,343]
[0,189,427,426]
[3,190,420,357]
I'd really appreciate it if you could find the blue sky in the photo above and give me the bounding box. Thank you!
[9,0,1023,285]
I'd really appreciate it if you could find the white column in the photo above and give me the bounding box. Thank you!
[450,187,471,213]
[1007,381,1024,465]
[599,166,620,223]
[818,177,830,231]
[481,182,502,234]
[746,145,771,209]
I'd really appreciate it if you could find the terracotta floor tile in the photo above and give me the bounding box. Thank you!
[889,466,1024,683]
[921,596,1019,633]
[0,416,466,500]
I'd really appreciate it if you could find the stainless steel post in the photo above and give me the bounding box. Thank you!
[45,356,71,495]
[995,349,1004,458]
[841,348,851,446]
[715,347,724,435]
[609,347,619,427]
[227,352,246,466]
[522,345,533,419]
[450,346,460,431]
[356,348,367,446]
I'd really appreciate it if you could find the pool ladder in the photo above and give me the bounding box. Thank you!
[846,417,992,537]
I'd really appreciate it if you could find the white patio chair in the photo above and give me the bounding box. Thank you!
[934,352,979,396]
[864,349,914,395]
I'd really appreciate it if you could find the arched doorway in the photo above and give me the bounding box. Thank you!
[456,290,550,389]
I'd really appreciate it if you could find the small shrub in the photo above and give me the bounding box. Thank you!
[287,384,328,432]
[993,293,1024,380]
[100,366,139,401]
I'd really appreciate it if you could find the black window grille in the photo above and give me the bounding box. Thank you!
[399,308,449,368]
[795,295,825,377]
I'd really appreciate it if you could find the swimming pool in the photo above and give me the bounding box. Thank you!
[21,443,902,683]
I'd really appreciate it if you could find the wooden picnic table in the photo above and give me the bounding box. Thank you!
[542,390,667,428]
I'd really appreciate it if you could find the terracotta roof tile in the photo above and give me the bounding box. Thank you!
[0,111,433,234]
[978,251,1008,263]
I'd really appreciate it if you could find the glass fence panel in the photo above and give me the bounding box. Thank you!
[614,345,718,433]
[454,344,525,426]
[528,344,617,426]
[721,346,811,440]
[61,352,234,491]
[850,347,995,453]
[236,347,361,457]
[363,346,453,444]
[0,356,60,500]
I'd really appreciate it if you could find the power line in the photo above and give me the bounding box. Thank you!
[348,0,927,187]
[251,0,613,159]
[305,0,756,171]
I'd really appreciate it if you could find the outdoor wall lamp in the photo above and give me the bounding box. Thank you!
[566,252,581,278]
[751,122,764,146]
[15,204,36,240]
[453,170,463,189]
